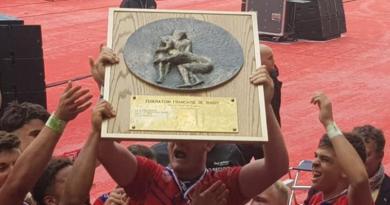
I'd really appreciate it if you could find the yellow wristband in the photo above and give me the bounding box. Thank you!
[45,114,66,134]
[326,121,343,139]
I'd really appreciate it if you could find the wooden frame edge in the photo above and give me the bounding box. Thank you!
[101,9,268,142]
[251,12,269,141]
[103,133,267,142]
[110,8,257,16]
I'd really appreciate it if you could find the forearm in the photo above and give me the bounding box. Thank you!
[61,131,100,205]
[263,104,289,177]
[330,132,372,205]
[330,135,368,186]
[239,104,288,198]
[312,92,372,205]
[0,126,61,203]
[98,140,137,187]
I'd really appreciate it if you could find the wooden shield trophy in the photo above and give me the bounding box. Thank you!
[102,8,267,142]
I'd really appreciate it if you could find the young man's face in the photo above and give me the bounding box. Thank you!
[311,147,344,193]
[364,139,383,177]
[44,165,73,205]
[168,141,213,180]
[13,119,45,151]
[0,149,21,187]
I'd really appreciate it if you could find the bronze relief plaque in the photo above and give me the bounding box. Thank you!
[123,18,244,91]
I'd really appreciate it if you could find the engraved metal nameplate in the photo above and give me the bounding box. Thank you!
[129,95,238,133]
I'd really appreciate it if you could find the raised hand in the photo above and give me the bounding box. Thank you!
[89,45,120,87]
[103,187,129,205]
[310,92,334,127]
[249,65,275,105]
[191,181,229,205]
[54,81,92,122]
[91,100,116,132]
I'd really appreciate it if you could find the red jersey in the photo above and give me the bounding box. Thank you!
[123,156,249,205]
[309,192,348,205]
[309,190,375,205]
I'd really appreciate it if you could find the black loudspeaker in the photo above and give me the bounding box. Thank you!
[0,16,46,110]
[245,0,287,36]
[294,0,346,40]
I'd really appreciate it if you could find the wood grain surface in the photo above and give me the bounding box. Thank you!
[102,8,267,142]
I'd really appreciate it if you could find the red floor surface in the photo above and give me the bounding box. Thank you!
[1,0,390,202]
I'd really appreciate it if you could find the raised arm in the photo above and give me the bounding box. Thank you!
[89,45,119,88]
[311,92,373,205]
[98,139,138,188]
[0,82,92,204]
[60,100,115,205]
[90,46,137,187]
[238,67,289,198]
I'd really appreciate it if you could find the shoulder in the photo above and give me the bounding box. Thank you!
[211,166,241,176]
[136,156,162,171]
[378,174,390,199]
[204,167,249,205]
[308,192,323,205]
[336,195,349,204]
[124,157,172,199]
[380,174,390,192]
[203,167,242,183]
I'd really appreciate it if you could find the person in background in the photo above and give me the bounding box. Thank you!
[32,158,77,205]
[236,44,283,165]
[0,102,50,152]
[96,66,289,205]
[89,47,232,205]
[353,125,390,205]
[0,131,21,189]
[307,92,373,205]
[0,81,92,205]
[248,181,290,205]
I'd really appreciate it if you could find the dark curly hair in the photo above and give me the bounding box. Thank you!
[0,131,21,152]
[32,157,73,205]
[352,124,385,154]
[319,132,367,162]
[0,101,49,132]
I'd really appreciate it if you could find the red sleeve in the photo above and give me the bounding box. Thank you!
[309,193,351,205]
[308,192,322,205]
[200,167,249,205]
[92,198,104,205]
[92,192,110,205]
[123,156,164,200]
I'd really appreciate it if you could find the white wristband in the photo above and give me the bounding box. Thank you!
[45,114,66,134]
[326,121,343,139]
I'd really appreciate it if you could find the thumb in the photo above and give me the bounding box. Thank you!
[89,57,95,68]
[65,81,72,92]
[99,43,105,51]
